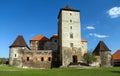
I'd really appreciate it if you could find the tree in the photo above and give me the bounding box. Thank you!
[0,58,9,64]
[83,52,97,65]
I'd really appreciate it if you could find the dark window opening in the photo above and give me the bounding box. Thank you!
[27,57,29,61]
[70,13,72,15]
[73,55,78,63]
[70,19,72,22]
[55,40,57,42]
[48,57,51,61]
[70,26,72,29]
[70,33,73,38]
[41,57,44,61]
[70,43,73,47]
[15,54,16,57]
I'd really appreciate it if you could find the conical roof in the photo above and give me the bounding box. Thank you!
[93,41,110,55]
[10,35,28,48]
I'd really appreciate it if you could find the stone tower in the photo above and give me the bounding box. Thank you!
[93,41,111,67]
[9,35,29,67]
[58,5,86,66]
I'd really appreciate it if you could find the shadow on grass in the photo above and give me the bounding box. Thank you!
[110,71,120,74]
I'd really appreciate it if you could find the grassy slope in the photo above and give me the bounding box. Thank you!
[0,66,120,76]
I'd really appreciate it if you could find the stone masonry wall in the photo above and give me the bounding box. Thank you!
[62,47,82,66]
[22,50,52,68]
[100,51,111,66]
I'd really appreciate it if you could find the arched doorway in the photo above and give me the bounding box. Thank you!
[72,55,78,63]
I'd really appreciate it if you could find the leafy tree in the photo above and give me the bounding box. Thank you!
[83,52,97,65]
[0,58,9,64]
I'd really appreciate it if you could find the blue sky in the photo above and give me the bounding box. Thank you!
[0,0,120,58]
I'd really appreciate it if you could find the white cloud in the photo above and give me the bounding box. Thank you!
[86,26,95,30]
[107,7,120,18]
[89,33,93,36]
[89,33,109,38]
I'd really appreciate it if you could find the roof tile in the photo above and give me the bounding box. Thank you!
[10,35,28,48]
[112,50,120,60]
[81,39,87,42]
[31,35,49,41]
[93,41,110,55]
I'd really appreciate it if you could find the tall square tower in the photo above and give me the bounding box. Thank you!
[58,5,86,66]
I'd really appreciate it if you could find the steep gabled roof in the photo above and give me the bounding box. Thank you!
[112,50,120,60]
[58,5,80,18]
[30,35,49,42]
[93,41,110,55]
[10,35,28,48]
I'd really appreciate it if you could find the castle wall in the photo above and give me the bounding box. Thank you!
[61,47,82,66]
[44,42,58,52]
[9,46,52,68]
[81,42,87,56]
[22,50,52,68]
[9,47,28,67]
[93,51,111,67]
[100,51,111,66]
[30,41,38,50]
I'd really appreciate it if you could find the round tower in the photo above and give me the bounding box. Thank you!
[9,35,29,67]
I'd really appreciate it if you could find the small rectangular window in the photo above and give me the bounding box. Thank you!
[48,57,51,61]
[27,57,29,61]
[15,54,16,57]
[70,43,73,47]
[70,26,72,29]
[70,33,73,38]
[70,19,72,22]
[41,57,44,61]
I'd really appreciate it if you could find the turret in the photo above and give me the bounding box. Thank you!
[9,35,29,67]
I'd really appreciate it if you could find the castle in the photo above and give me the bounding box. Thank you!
[9,5,111,68]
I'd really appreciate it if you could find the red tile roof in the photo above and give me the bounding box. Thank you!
[52,34,58,38]
[31,35,49,41]
[81,39,87,42]
[112,50,120,60]
[50,34,58,40]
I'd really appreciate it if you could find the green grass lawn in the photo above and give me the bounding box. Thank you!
[0,65,120,76]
